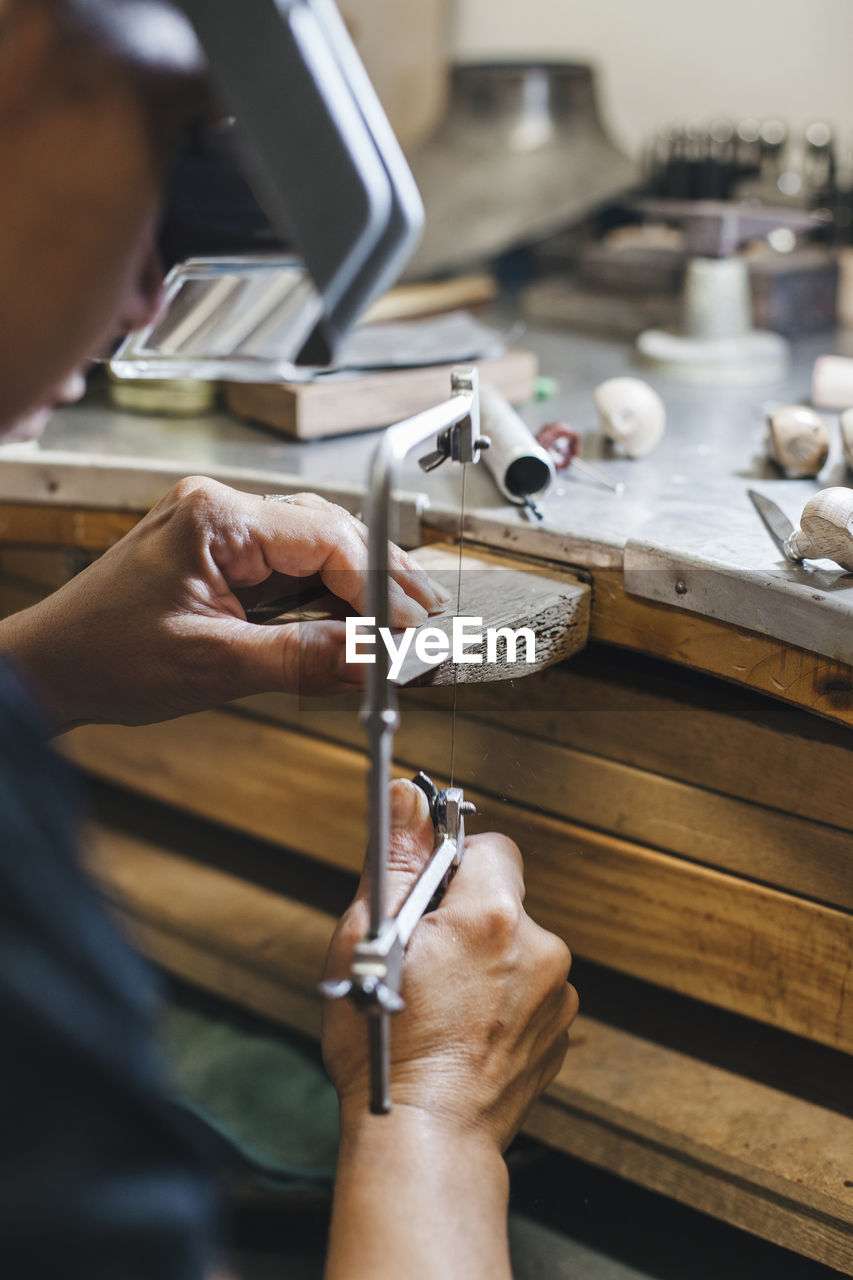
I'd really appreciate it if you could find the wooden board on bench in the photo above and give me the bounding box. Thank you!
[225,348,537,440]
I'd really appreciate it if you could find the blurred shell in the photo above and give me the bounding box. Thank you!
[766,405,829,478]
[593,377,666,458]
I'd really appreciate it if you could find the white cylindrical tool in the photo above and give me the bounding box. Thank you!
[479,385,555,517]
[840,408,853,468]
[812,355,853,411]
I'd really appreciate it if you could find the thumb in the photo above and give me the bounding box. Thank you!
[324,780,436,984]
[217,618,362,697]
[354,779,437,916]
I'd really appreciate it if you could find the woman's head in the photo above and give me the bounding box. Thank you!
[0,0,211,432]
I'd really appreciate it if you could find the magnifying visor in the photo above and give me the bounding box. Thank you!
[65,0,424,367]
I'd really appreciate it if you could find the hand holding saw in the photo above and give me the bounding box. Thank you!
[321,367,490,1113]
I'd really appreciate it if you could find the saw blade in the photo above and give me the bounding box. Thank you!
[449,461,467,788]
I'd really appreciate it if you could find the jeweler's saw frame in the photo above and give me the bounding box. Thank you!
[322,367,488,1113]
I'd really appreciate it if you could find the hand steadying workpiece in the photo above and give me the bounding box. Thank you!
[323,779,577,1280]
[0,481,447,732]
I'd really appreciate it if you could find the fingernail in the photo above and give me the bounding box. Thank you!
[427,582,452,616]
[390,780,418,827]
[430,577,453,603]
[398,599,428,627]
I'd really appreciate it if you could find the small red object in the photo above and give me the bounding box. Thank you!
[536,422,581,471]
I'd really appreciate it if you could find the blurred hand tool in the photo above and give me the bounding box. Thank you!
[536,422,625,493]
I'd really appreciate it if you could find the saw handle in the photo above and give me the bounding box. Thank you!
[321,774,475,1114]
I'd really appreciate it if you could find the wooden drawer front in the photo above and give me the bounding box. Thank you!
[66,708,853,1054]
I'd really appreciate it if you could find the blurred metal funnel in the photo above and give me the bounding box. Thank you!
[404,61,637,279]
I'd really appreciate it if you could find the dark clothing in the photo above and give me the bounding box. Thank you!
[0,659,218,1278]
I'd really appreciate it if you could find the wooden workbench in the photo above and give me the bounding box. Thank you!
[1,327,852,1272]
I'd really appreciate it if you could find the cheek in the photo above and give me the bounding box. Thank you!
[1,409,52,443]
[52,122,163,345]
[0,88,164,425]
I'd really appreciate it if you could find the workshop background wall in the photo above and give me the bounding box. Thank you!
[340,0,447,148]
[452,0,853,157]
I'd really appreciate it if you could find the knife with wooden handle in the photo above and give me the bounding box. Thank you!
[748,488,853,572]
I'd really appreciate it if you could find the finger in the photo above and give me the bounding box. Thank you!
[279,495,452,616]
[249,495,449,622]
[352,778,438,917]
[200,617,369,697]
[527,922,573,988]
[540,1028,571,1092]
[437,832,526,919]
[279,512,432,628]
[566,982,580,1029]
[535,971,579,1041]
[387,546,453,617]
[324,780,436,981]
[183,613,353,699]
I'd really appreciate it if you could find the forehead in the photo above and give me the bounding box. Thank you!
[60,0,206,78]
[56,0,217,130]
